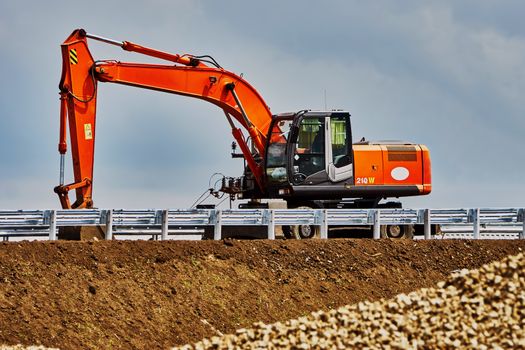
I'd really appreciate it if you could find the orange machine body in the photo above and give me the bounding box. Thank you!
[352,143,431,194]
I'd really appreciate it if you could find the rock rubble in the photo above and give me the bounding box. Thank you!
[174,252,525,349]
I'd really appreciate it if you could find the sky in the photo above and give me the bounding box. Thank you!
[0,0,524,210]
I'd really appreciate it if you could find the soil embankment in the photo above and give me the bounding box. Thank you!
[0,239,523,349]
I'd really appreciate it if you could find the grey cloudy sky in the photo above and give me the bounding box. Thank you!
[0,0,524,209]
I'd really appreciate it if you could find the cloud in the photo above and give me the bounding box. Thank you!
[0,0,524,209]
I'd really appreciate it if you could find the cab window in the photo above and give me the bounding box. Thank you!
[330,115,351,168]
[266,120,292,183]
[293,118,325,180]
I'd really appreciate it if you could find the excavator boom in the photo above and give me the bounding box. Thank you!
[55,29,272,209]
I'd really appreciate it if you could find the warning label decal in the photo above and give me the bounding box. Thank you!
[69,49,78,65]
[84,123,93,140]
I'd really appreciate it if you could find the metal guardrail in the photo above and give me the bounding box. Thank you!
[0,208,524,241]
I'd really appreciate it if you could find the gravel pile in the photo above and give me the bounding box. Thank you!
[174,252,525,349]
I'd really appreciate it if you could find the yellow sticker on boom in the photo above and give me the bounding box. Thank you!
[69,49,78,65]
[84,123,93,140]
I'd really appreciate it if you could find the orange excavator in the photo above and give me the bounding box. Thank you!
[55,29,431,220]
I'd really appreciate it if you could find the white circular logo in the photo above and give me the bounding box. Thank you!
[391,167,409,181]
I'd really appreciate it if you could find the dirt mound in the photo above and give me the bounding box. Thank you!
[0,239,523,350]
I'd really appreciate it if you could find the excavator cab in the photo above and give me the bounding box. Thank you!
[264,111,354,199]
[263,109,431,204]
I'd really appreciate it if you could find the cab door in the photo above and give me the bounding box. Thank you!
[291,113,353,185]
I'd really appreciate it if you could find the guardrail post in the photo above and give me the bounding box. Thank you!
[105,209,113,240]
[214,210,222,240]
[49,210,57,241]
[320,210,328,239]
[518,208,525,239]
[424,209,431,240]
[267,210,275,240]
[472,208,480,239]
[161,209,169,240]
[373,210,381,239]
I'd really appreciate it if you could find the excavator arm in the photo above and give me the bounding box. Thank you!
[55,29,273,209]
